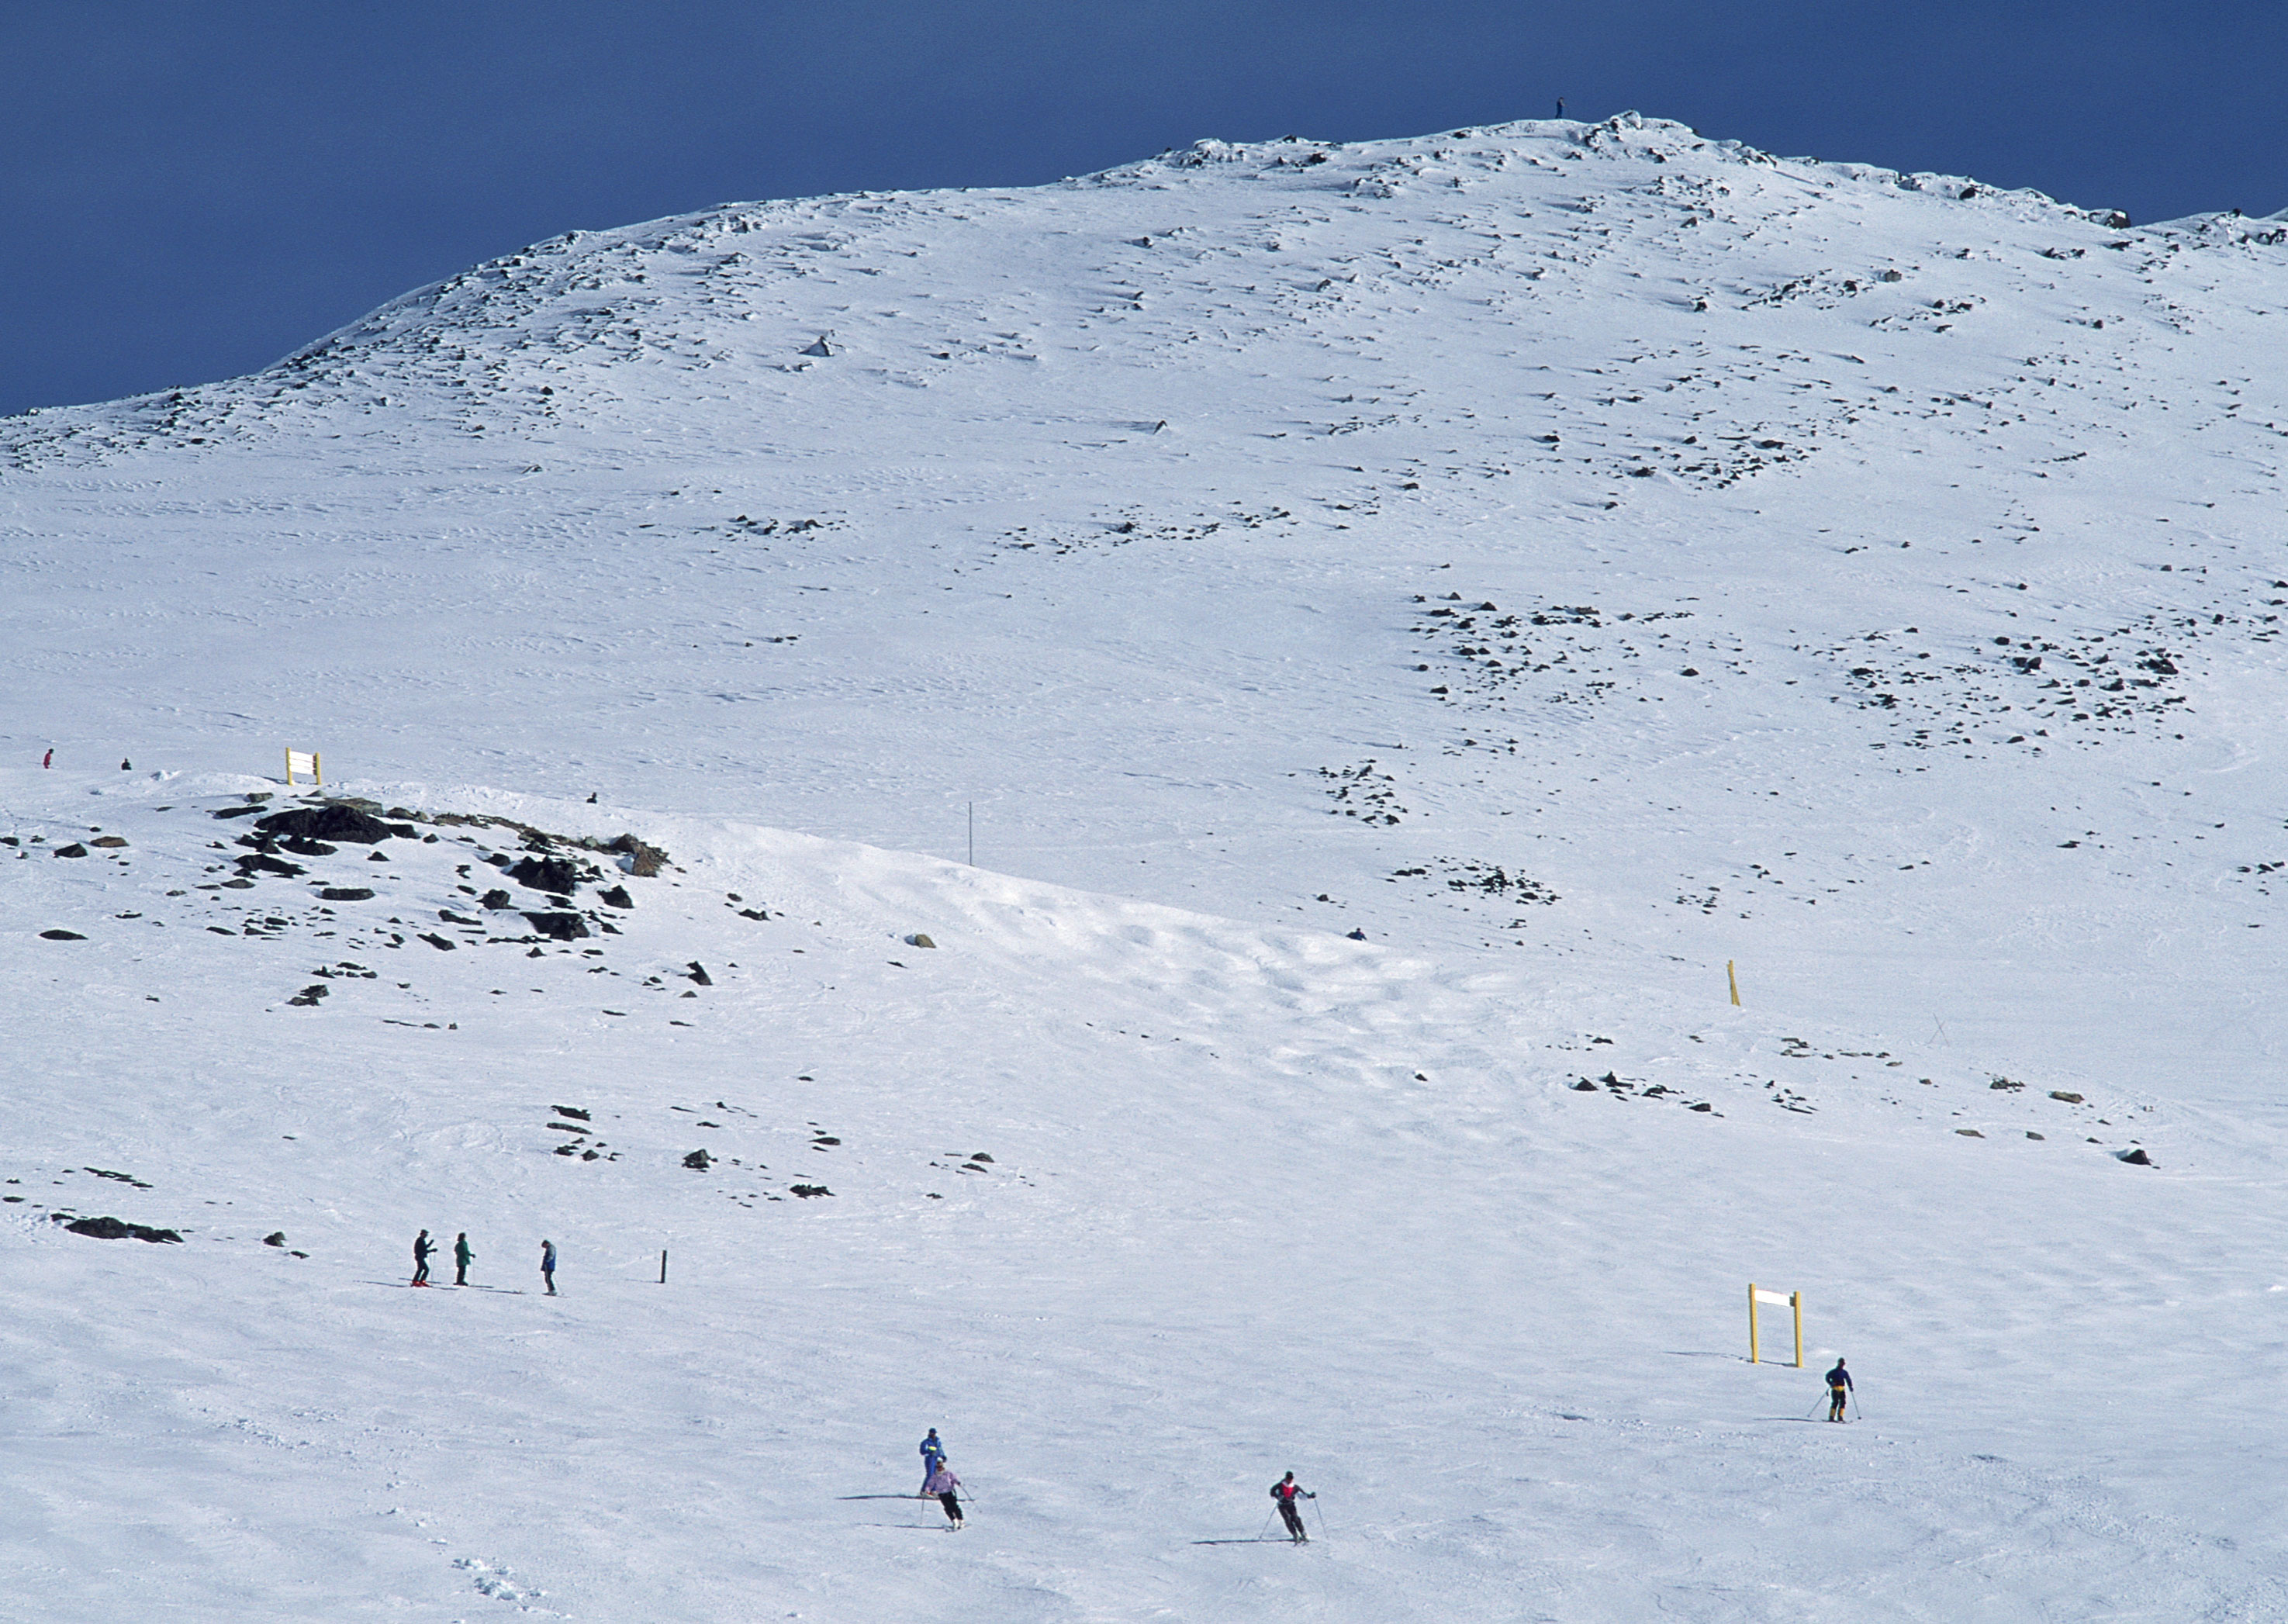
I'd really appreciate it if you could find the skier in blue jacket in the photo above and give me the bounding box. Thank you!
[1826,1358,1853,1421]
[919,1429,946,1494]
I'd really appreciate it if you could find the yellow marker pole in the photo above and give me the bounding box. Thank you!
[1728,960,1741,1007]
[313,752,321,786]
[285,748,295,788]
[1748,1281,1759,1364]
[1792,1292,1803,1368]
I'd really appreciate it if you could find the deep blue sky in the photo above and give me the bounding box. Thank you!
[4,2,2281,419]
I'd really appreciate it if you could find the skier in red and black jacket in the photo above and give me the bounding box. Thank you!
[1271,1471,1315,1543]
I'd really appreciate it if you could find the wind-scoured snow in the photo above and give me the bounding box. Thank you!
[2,114,2286,1619]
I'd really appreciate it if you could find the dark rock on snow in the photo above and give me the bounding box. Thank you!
[2115,1146,2155,1166]
[509,855,584,893]
[52,843,88,859]
[320,887,375,902]
[524,911,589,941]
[237,853,306,878]
[683,1149,713,1170]
[263,1232,287,1247]
[62,1215,183,1243]
[40,929,87,941]
[790,1184,834,1198]
[256,803,406,845]
[598,885,634,910]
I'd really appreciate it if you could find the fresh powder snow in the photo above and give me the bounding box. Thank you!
[3,113,2286,1620]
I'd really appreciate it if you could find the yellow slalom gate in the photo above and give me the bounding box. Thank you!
[1748,1283,1802,1367]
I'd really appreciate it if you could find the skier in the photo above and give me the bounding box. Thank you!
[923,1460,964,1528]
[919,1428,946,1494]
[1826,1356,1854,1422]
[1271,1471,1315,1543]
[119,758,131,772]
[42,749,51,769]
[541,1239,558,1295]
[412,1229,434,1287]
[453,1232,473,1287]
[1556,96,1566,119]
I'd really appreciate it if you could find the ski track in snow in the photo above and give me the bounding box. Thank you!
[2,113,2286,1619]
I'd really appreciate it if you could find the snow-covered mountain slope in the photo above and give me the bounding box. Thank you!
[4,114,2287,1619]
[4,772,2282,1621]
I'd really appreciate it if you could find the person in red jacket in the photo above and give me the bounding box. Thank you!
[1271,1472,1315,1543]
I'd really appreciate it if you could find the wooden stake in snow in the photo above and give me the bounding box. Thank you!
[1727,959,1741,1007]
[660,1249,669,1284]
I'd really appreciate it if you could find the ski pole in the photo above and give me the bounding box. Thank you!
[1806,1394,1826,1420]
[1853,1394,1864,1422]
[1312,1497,1327,1540]
[1260,1508,1278,1541]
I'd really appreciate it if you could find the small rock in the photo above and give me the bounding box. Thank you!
[52,843,88,859]
[683,1149,713,1170]
[1956,1128,1985,1137]
[481,889,513,909]
[90,836,129,848]
[554,1105,591,1121]
[790,1183,833,1198]
[237,853,306,878]
[320,887,375,902]
[510,855,584,893]
[2048,1090,2084,1104]
[904,933,937,949]
[2115,1146,2155,1166]
[264,1232,287,1247]
[286,985,329,1006]
[1571,1079,1598,1091]
[39,929,87,941]
[417,933,456,951]
[523,911,589,942]
[598,885,634,910]
[687,961,712,986]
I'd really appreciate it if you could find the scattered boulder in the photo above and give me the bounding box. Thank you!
[61,1215,182,1243]
[286,985,329,1006]
[2048,1090,2085,1104]
[2115,1146,2155,1166]
[1571,1079,1598,1091]
[523,911,589,942]
[605,834,669,877]
[599,885,634,909]
[90,836,129,848]
[687,961,713,986]
[320,887,375,902]
[256,803,406,844]
[52,843,88,859]
[481,889,514,909]
[1956,1128,1985,1137]
[237,853,306,879]
[263,1232,287,1247]
[417,933,457,952]
[904,933,936,949]
[39,929,86,941]
[509,855,584,893]
[790,1184,833,1198]
[553,1105,590,1121]
[683,1149,713,1170]
[281,836,337,856]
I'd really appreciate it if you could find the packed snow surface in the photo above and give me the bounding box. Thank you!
[3,114,2286,1619]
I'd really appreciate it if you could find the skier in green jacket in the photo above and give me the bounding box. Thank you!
[454,1232,474,1286]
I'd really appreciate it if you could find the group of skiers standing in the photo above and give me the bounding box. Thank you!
[412,1230,557,1294]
